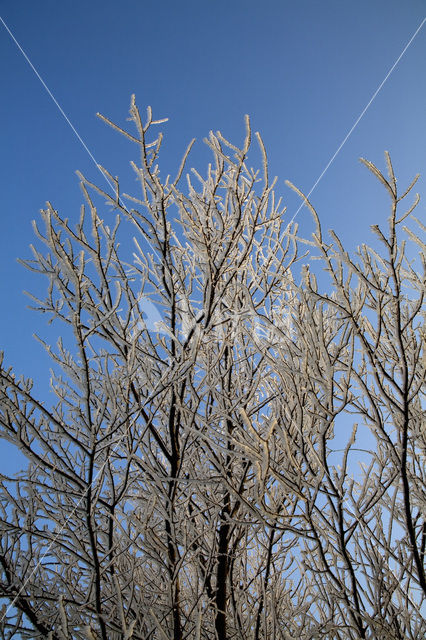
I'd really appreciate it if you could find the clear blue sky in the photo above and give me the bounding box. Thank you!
[1,1,425,472]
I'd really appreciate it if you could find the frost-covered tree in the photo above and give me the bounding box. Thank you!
[0,98,424,639]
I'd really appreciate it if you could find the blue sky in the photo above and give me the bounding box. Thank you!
[0,1,425,472]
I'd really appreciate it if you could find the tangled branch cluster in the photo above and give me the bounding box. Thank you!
[0,98,425,639]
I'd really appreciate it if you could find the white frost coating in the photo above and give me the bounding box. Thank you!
[0,101,425,639]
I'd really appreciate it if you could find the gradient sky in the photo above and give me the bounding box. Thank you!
[1,0,425,472]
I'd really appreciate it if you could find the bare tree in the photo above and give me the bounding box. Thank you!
[0,97,424,639]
